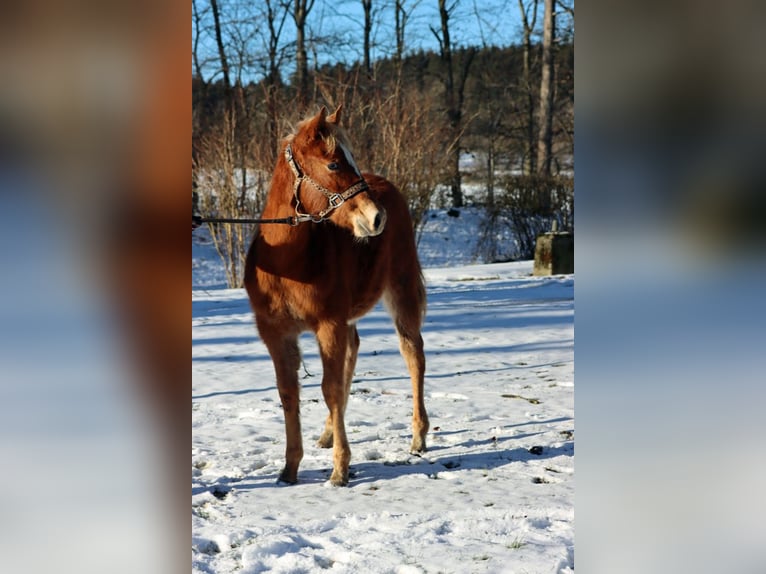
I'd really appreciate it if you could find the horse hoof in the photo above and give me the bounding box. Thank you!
[277,469,298,485]
[410,437,427,453]
[328,472,349,487]
[316,433,333,448]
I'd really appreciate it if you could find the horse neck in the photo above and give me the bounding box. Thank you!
[260,146,308,246]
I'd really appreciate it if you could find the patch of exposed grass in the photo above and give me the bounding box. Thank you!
[508,537,526,550]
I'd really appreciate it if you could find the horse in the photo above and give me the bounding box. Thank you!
[243,105,428,486]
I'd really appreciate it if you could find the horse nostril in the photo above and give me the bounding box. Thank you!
[373,212,382,231]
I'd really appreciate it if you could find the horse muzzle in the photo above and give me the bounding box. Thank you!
[353,203,387,238]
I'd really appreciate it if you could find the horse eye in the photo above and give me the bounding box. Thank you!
[327,162,339,171]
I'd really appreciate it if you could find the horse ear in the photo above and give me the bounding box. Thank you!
[305,106,328,138]
[313,106,328,127]
[327,104,343,125]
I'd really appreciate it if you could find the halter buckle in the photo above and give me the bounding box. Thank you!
[327,193,344,208]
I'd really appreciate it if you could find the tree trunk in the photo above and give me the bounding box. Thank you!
[210,0,231,93]
[265,0,289,161]
[192,0,208,164]
[266,0,288,86]
[518,0,539,175]
[394,0,406,67]
[292,0,314,110]
[192,0,205,82]
[537,0,555,177]
[393,0,409,115]
[362,0,373,78]
[436,0,463,208]
[487,139,495,208]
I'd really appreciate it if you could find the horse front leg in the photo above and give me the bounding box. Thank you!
[317,324,359,449]
[317,322,352,486]
[259,326,303,484]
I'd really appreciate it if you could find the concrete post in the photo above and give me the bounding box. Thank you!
[533,230,574,275]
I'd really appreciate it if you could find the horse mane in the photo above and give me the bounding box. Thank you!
[290,113,354,157]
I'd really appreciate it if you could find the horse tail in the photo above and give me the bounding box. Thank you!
[415,266,427,320]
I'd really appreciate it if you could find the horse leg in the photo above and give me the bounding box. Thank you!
[316,322,352,486]
[259,326,303,484]
[385,289,429,453]
[317,324,359,448]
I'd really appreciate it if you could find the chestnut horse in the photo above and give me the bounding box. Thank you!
[244,106,428,486]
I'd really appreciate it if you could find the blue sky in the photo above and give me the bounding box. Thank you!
[192,0,563,84]
[317,0,527,57]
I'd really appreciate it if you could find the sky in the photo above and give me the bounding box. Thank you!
[193,0,546,84]
[315,0,527,57]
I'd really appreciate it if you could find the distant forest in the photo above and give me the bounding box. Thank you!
[193,43,573,184]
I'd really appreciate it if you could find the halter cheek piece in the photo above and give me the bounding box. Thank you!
[285,144,370,225]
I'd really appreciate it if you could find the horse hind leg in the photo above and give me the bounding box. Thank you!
[385,288,429,453]
[259,326,303,484]
[399,328,429,453]
[318,324,359,449]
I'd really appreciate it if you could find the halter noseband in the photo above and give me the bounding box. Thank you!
[285,144,370,225]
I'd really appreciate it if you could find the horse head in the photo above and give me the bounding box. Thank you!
[288,106,386,238]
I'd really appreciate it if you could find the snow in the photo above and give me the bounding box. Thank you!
[192,210,574,573]
[416,208,492,268]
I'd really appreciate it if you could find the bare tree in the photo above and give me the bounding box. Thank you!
[209,0,247,215]
[372,89,451,241]
[394,0,406,67]
[210,0,232,93]
[195,114,258,288]
[556,0,573,18]
[432,0,476,208]
[292,0,316,110]
[264,0,290,85]
[193,0,214,165]
[536,0,555,176]
[192,0,207,82]
[361,0,373,77]
[262,0,291,163]
[393,0,419,99]
[518,0,539,174]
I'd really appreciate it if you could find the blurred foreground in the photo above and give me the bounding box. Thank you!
[0,2,188,573]
[577,1,766,573]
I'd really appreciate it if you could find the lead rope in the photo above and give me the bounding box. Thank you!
[193,215,298,226]
[192,145,369,228]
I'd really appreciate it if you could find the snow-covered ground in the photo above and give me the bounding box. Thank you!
[192,212,574,573]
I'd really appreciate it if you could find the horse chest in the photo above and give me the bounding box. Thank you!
[256,256,382,326]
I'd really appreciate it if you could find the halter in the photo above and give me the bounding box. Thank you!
[284,144,370,224]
